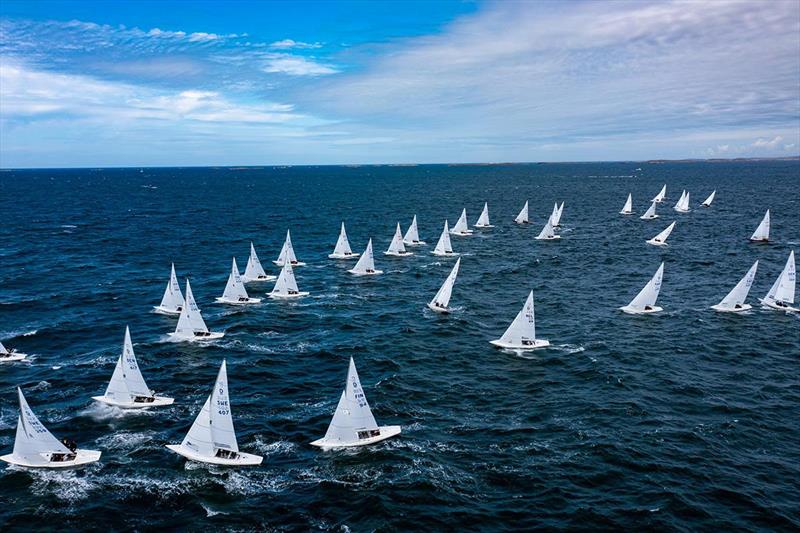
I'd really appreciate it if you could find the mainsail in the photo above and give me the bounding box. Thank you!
[429,257,461,310]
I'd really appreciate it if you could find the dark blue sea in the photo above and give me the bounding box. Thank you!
[0,162,798,531]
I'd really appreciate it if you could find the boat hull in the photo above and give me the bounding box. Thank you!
[619,305,663,315]
[761,298,799,312]
[310,425,401,449]
[535,236,561,241]
[489,338,550,350]
[431,251,459,257]
[153,306,181,316]
[646,239,668,246]
[241,275,276,282]
[749,238,769,243]
[427,302,451,313]
[269,291,310,299]
[0,449,101,468]
[640,214,660,220]
[474,224,494,228]
[384,251,413,257]
[710,303,752,313]
[272,261,306,267]
[92,395,174,408]
[348,269,384,276]
[449,230,474,236]
[328,253,360,259]
[215,297,262,305]
[674,208,690,213]
[620,211,633,215]
[403,240,426,246]
[165,445,263,466]
[0,353,27,362]
[168,331,225,341]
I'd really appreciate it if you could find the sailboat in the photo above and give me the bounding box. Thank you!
[749,210,770,242]
[549,202,564,227]
[0,388,101,468]
[535,218,560,240]
[514,201,530,224]
[449,208,474,236]
[701,190,716,207]
[427,257,460,313]
[153,263,185,315]
[385,223,414,257]
[166,360,262,466]
[640,200,659,220]
[242,243,276,282]
[711,261,758,312]
[403,215,426,246]
[474,203,493,228]
[620,193,634,215]
[646,221,676,246]
[490,291,549,350]
[169,280,224,341]
[273,229,306,267]
[673,190,691,213]
[92,327,174,408]
[652,184,667,203]
[329,222,360,259]
[620,263,665,314]
[0,341,26,362]
[311,357,401,448]
[349,239,383,275]
[216,258,261,305]
[269,261,309,298]
[432,221,458,256]
[761,250,797,312]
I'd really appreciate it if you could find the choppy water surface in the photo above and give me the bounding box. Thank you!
[0,162,798,531]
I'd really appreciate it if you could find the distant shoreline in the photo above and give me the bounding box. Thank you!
[1,155,797,171]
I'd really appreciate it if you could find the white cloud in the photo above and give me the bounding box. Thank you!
[752,136,783,149]
[261,54,338,76]
[269,39,322,49]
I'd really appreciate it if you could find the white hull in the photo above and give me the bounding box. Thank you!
[348,269,383,276]
[710,303,752,313]
[431,251,459,257]
[620,211,633,215]
[328,253,360,259]
[749,238,769,243]
[619,305,663,315]
[449,230,474,236]
[269,291,309,299]
[761,299,799,312]
[165,445,263,466]
[640,214,660,220]
[215,297,262,305]
[310,426,401,449]
[92,395,174,409]
[674,208,690,213]
[427,302,451,314]
[0,353,27,362]
[384,251,413,257]
[474,223,494,228]
[153,305,181,316]
[514,221,530,225]
[241,275,276,282]
[489,338,550,350]
[646,239,668,247]
[535,235,561,241]
[0,449,101,468]
[168,331,225,341]
[403,240,426,246]
[273,261,306,267]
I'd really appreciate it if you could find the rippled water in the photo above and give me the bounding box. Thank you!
[0,162,798,530]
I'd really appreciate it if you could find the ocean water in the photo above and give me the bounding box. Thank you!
[0,161,798,531]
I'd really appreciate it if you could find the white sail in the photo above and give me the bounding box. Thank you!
[157,263,184,312]
[220,258,250,302]
[11,388,72,464]
[640,200,658,219]
[174,280,209,336]
[331,222,355,257]
[433,221,455,255]
[490,291,549,348]
[450,208,472,235]
[180,360,239,458]
[243,243,269,281]
[103,327,151,403]
[535,218,558,240]
[0,341,6,355]
[350,239,380,274]
[429,257,460,310]
[623,263,664,312]
[620,193,633,214]
[403,215,423,245]
[652,184,667,203]
[320,358,379,445]
[750,210,770,241]
[702,190,716,207]
[764,251,796,305]
[475,203,492,227]
[275,229,302,266]
[386,223,410,255]
[271,260,302,295]
[674,190,690,212]
[714,261,758,311]
[514,201,529,224]
[647,221,676,245]
[548,202,559,226]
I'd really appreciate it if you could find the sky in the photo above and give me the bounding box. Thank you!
[1,0,799,168]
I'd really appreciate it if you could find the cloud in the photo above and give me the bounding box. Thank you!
[752,136,783,149]
[261,54,338,76]
[269,39,322,49]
